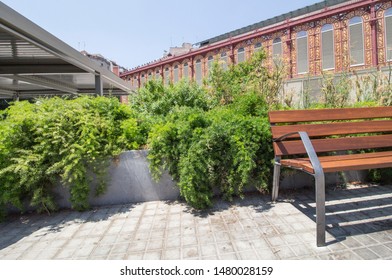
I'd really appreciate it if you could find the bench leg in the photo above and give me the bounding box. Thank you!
[315,173,326,247]
[272,158,281,202]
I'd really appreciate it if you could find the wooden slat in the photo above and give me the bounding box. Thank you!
[280,151,392,174]
[271,120,392,139]
[269,107,392,124]
[273,134,392,156]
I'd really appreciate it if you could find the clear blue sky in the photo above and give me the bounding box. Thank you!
[2,0,321,69]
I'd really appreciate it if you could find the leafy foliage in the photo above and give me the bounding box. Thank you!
[148,98,273,209]
[129,80,212,146]
[146,51,279,209]
[0,96,140,217]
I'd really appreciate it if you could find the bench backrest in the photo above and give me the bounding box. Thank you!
[268,107,392,157]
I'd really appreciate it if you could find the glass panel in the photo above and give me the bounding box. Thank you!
[195,59,202,85]
[155,71,160,80]
[254,42,262,52]
[349,16,362,25]
[272,38,282,66]
[173,65,179,83]
[349,17,364,65]
[220,52,228,70]
[297,32,308,73]
[386,7,392,16]
[237,47,245,63]
[183,63,189,80]
[321,24,333,32]
[164,68,170,85]
[195,59,202,84]
[386,12,392,61]
[322,25,335,70]
[207,56,214,72]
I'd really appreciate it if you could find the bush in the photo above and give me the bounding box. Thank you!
[146,51,278,209]
[129,79,212,146]
[0,96,140,217]
[148,103,273,209]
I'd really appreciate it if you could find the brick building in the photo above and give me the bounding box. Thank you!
[120,0,392,97]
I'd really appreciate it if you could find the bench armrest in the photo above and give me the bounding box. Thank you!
[274,131,324,177]
[273,132,302,142]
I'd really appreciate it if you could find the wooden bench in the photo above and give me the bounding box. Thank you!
[268,106,392,246]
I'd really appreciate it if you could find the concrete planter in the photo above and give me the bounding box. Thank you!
[54,150,179,208]
[54,150,365,208]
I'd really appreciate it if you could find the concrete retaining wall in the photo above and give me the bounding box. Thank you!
[54,150,180,208]
[8,150,366,213]
[54,150,366,208]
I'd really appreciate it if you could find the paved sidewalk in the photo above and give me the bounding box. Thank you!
[0,184,392,260]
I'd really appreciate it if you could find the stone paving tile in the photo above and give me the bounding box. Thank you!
[200,244,218,257]
[1,184,392,260]
[353,248,380,260]
[255,247,278,259]
[219,253,238,260]
[125,252,144,260]
[162,248,181,260]
[238,250,259,260]
[182,246,199,259]
[143,250,162,260]
[339,236,364,248]
[290,244,315,257]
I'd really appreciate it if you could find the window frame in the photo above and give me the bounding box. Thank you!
[220,52,228,70]
[195,59,202,84]
[349,16,365,67]
[164,67,170,85]
[385,8,392,62]
[237,47,245,63]
[173,65,179,83]
[296,31,309,74]
[254,42,262,52]
[321,24,335,70]
[183,62,189,80]
[272,37,283,65]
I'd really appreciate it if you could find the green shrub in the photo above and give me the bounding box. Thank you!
[0,96,140,217]
[148,103,273,209]
[146,51,277,209]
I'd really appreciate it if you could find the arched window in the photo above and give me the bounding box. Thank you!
[155,70,160,80]
[237,47,245,63]
[148,72,152,81]
[173,65,179,83]
[133,75,138,87]
[195,59,202,84]
[254,42,262,52]
[183,62,189,80]
[321,24,335,70]
[385,8,392,61]
[297,31,308,74]
[164,68,170,85]
[220,52,228,70]
[349,16,364,66]
[207,56,214,73]
[272,37,282,66]
[141,74,145,86]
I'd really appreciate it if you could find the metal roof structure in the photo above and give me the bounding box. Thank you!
[0,2,132,100]
[196,0,350,47]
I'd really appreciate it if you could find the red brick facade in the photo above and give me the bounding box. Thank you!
[121,0,392,89]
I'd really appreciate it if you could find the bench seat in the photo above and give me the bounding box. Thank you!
[280,151,392,174]
[268,106,392,247]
